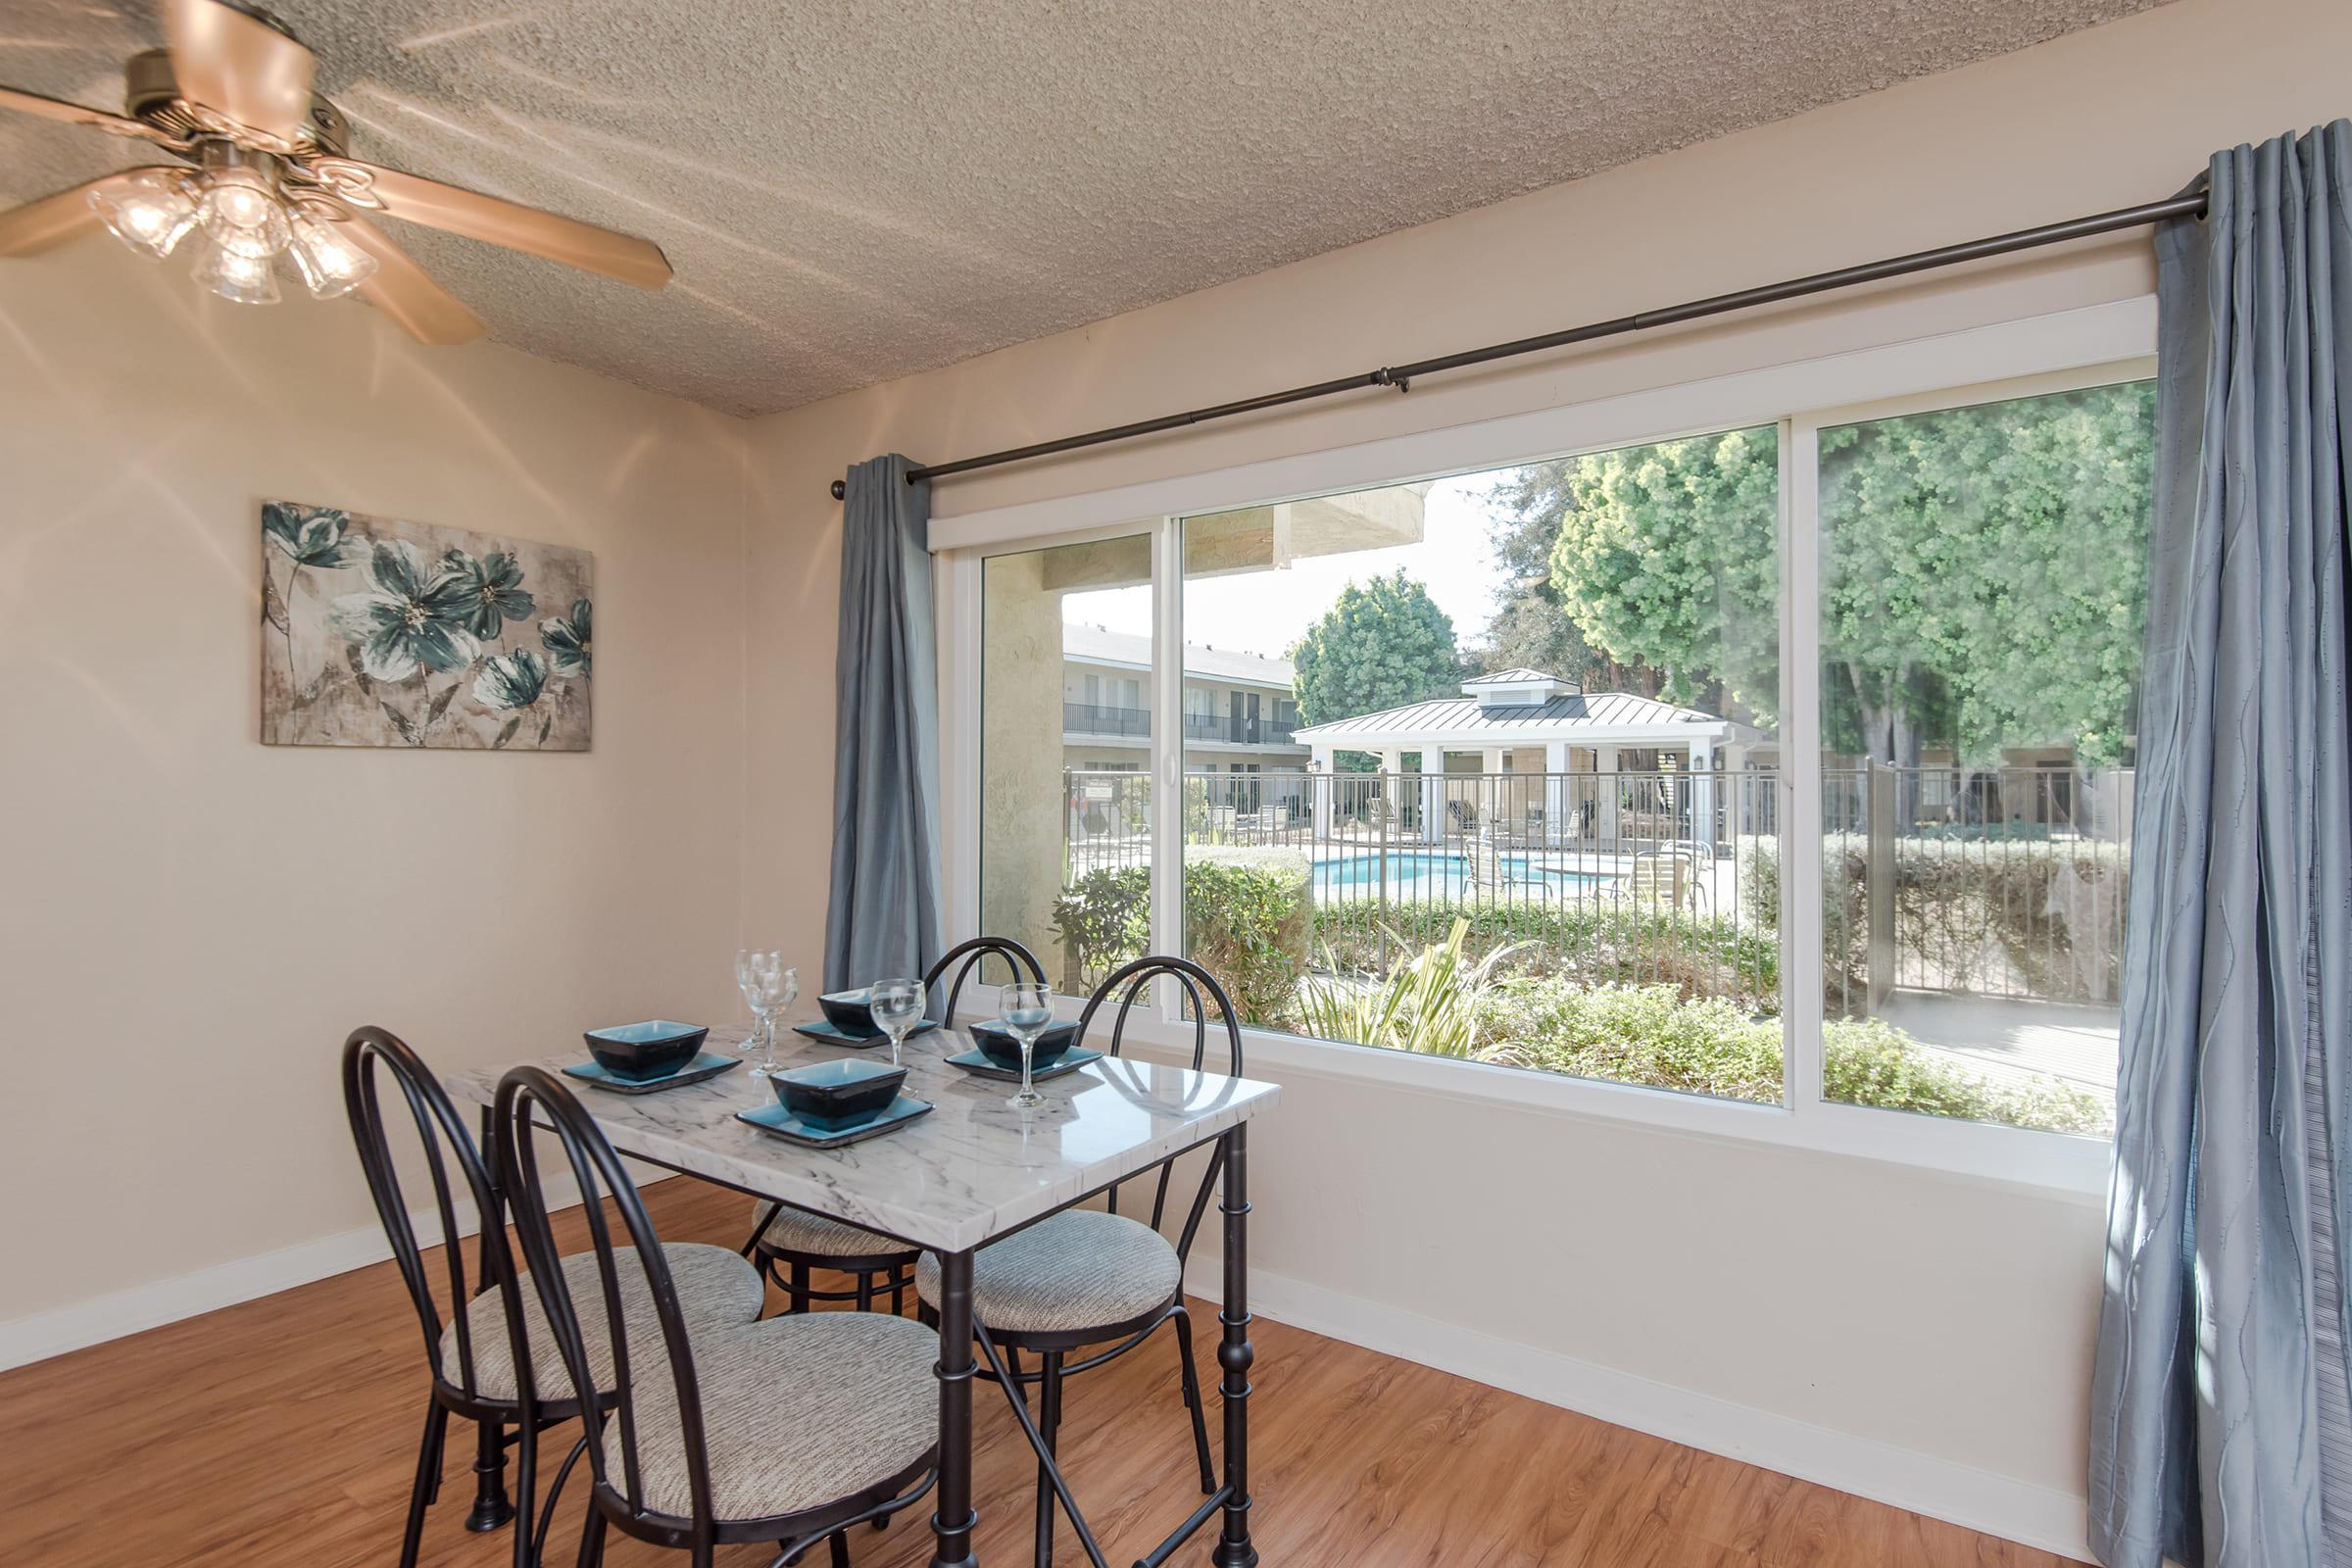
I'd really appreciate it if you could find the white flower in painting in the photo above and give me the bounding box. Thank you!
[328,540,480,681]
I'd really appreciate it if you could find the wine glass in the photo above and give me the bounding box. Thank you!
[997,981,1055,1110]
[734,950,773,1049]
[735,950,795,1076]
[869,977,925,1067]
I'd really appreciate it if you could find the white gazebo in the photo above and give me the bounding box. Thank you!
[1291,669,1764,846]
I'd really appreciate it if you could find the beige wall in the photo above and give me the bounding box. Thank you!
[0,242,751,1321]
[736,0,2350,1547]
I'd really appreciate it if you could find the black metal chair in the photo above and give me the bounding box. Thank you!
[915,956,1237,1568]
[341,1027,766,1568]
[494,1065,938,1568]
[743,935,1048,1316]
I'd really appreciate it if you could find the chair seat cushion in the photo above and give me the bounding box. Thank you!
[611,1311,938,1521]
[753,1201,917,1261]
[440,1242,765,1403]
[916,1209,1181,1337]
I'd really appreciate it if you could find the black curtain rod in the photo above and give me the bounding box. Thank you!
[826,188,2206,501]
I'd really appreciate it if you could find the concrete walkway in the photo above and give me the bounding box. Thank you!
[1873,990,2120,1106]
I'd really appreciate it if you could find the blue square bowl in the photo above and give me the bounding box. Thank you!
[965,1018,1082,1069]
[773,1057,907,1131]
[817,989,883,1037]
[583,1020,710,1081]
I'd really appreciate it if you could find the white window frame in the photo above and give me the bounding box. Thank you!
[937,298,2156,1196]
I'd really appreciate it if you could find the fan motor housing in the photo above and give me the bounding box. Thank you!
[122,48,348,155]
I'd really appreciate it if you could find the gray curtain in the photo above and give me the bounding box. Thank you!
[823,455,945,992]
[2089,122,2352,1568]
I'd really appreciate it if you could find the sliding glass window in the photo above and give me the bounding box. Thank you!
[954,357,2151,1155]
[1162,430,1782,1101]
[1813,381,2153,1138]
[978,531,1156,992]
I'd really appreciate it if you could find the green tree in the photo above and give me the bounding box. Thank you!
[1489,386,2153,780]
[1817,383,2153,769]
[1475,463,1616,687]
[1291,570,1460,770]
[1545,424,1781,721]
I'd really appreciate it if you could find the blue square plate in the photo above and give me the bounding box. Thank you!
[736,1094,933,1148]
[563,1052,741,1095]
[791,1018,940,1048]
[943,1045,1103,1084]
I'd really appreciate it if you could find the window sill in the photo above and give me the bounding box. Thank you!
[1015,1002,2113,1201]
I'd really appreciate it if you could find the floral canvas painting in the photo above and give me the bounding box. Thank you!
[261,500,593,750]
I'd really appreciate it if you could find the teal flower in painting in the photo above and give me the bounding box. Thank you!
[541,598,592,679]
[473,648,549,710]
[440,548,536,639]
[263,503,365,568]
[328,540,480,681]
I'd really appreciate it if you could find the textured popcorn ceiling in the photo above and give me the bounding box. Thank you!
[0,0,2168,416]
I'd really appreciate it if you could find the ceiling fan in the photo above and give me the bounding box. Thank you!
[0,0,671,343]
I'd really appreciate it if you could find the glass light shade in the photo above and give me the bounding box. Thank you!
[88,170,200,259]
[286,212,378,299]
[189,232,281,306]
[198,170,291,260]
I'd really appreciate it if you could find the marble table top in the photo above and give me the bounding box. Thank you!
[443,1019,1280,1253]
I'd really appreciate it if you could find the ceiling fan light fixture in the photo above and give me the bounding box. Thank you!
[189,227,280,305]
[196,164,290,258]
[88,168,201,259]
[286,209,374,298]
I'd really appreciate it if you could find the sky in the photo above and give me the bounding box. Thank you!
[1059,474,1516,662]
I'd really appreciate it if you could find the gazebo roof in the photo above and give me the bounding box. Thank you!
[1293,687,1740,747]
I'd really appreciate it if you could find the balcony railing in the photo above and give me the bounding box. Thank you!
[1181,712,1298,745]
[1063,701,1151,737]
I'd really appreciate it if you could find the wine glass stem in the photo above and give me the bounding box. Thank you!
[1020,1040,1035,1100]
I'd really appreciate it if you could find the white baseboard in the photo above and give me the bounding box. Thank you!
[0,1167,676,1374]
[1185,1254,2092,1564]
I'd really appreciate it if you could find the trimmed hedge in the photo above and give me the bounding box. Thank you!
[1742,832,2129,1004]
[1050,852,1311,1024]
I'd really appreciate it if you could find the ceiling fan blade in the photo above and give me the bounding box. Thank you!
[0,84,172,144]
[0,172,157,257]
[161,0,316,143]
[335,214,487,345]
[333,161,672,290]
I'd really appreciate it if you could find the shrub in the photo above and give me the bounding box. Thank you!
[1048,853,1311,1023]
[1477,982,1785,1100]
[1469,981,2111,1136]
[1049,865,1150,987]
[1818,1014,2108,1133]
[1183,856,1311,1026]
[1314,898,1778,1013]
[1296,918,1526,1057]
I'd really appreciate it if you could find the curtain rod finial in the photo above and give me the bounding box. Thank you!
[829,478,847,501]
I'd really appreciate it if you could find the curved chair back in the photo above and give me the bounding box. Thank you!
[341,1025,516,1406]
[1075,956,1245,1262]
[493,1066,717,1548]
[923,934,1046,1023]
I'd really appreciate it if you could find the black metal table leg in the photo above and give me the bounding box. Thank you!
[1213,1125,1255,1568]
[466,1106,516,1534]
[931,1248,978,1568]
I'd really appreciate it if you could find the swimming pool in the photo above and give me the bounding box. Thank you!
[1310,851,1616,901]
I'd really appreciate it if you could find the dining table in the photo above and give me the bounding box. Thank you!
[443,1015,1281,1568]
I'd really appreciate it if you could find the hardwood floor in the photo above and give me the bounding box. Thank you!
[1,1178,2069,1568]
